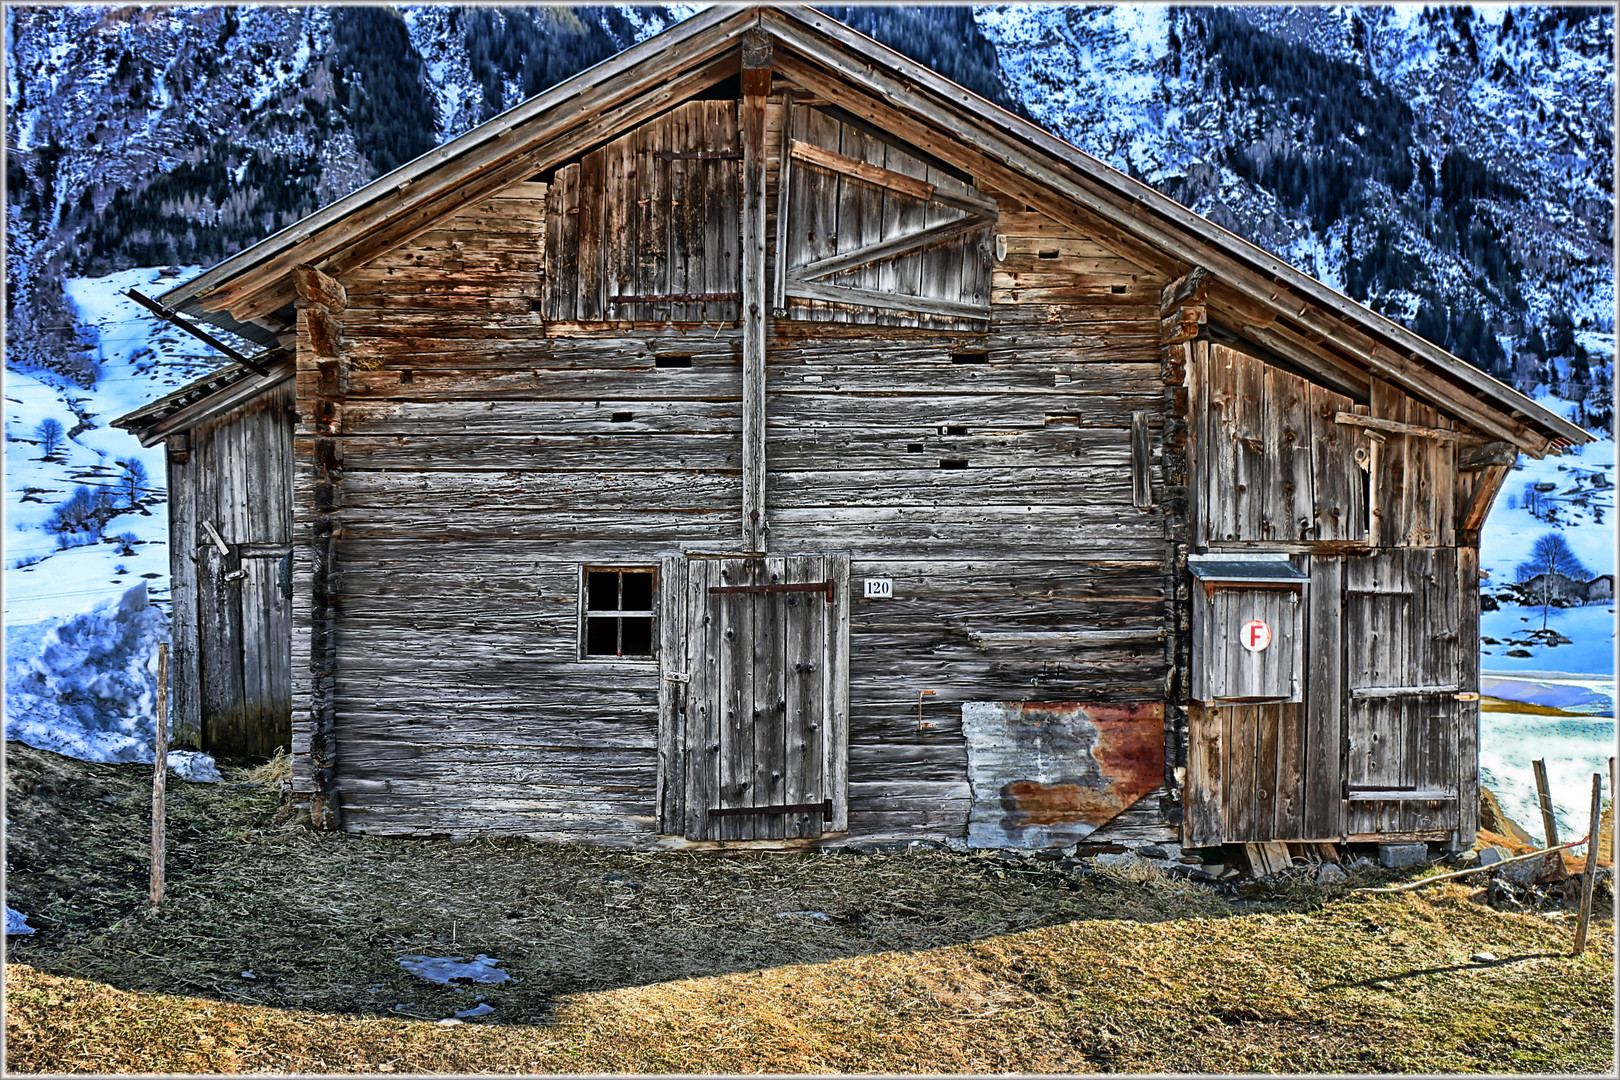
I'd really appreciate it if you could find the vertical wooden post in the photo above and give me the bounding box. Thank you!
[739,24,771,554]
[1532,758,1560,846]
[1610,756,1616,870]
[1573,772,1602,954]
[150,642,169,908]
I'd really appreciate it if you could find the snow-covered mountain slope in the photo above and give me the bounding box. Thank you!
[978,5,1613,421]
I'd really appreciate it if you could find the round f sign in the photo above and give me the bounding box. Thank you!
[1240,619,1272,653]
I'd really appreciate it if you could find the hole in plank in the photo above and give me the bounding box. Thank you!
[1111,284,1128,294]
[950,350,989,364]
[907,443,924,453]
[655,355,693,368]
[941,425,968,436]
[1038,249,1060,259]
[611,412,635,423]
[399,369,414,384]
[939,459,969,469]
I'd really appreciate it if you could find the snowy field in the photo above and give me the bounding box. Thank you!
[1481,710,1615,845]
[3,268,1615,846]
[1477,394,1616,677]
[5,268,232,774]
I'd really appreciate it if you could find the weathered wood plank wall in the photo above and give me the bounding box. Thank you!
[1188,338,1484,847]
[295,79,1174,845]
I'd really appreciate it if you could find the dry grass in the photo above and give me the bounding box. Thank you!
[7,889,1613,1074]
[234,745,290,788]
[5,740,1615,1074]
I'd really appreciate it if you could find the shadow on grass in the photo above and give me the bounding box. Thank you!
[5,741,1324,1027]
[1324,951,1569,989]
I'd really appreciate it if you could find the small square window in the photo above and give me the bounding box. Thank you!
[581,567,657,659]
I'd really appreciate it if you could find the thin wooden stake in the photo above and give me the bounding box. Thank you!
[1573,772,1602,955]
[1532,758,1560,847]
[150,642,169,908]
[1610,756,1616,869]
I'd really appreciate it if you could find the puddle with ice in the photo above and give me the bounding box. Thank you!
[397,954,511,984]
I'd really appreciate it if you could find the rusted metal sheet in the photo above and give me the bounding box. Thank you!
[962,701,1165,849]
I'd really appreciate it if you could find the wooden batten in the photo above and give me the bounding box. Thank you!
[740,27,770,552]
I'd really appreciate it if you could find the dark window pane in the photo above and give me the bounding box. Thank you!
[585,617,618,656]
[586,571,618,611]
[621,571,654,611]
[620,616,654,656]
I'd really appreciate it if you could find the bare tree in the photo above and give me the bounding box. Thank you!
[1515,532,1591,629]
[117,458,149,508]
[36,418,63,459]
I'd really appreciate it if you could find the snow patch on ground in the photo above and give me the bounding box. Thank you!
[6,267,224,625]
[1478,423,1615,676]
[1481,710,1616,845]
[398,954,513,985]
[5,581,217,779]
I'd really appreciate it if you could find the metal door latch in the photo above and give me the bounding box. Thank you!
[664,672,690,683]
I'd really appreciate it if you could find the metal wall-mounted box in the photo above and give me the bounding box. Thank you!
[1189,554,1309,703]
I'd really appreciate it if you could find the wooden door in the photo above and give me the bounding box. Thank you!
[1183,557,1346,846]
[542,99,741,323]
[667,555,849,841]
[1344,548,1463,836]
[198,543,292,757]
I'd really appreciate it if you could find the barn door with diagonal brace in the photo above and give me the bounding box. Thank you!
[775,101,996,330]
[670,555,849,841]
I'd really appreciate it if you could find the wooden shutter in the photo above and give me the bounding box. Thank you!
[775,102,995,330]
[543,100,741,323]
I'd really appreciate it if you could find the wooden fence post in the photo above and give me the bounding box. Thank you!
[150,642,169,908]
[1573,772,1601,955]
[1532,758,1559,847]
[1610,756,1616,870]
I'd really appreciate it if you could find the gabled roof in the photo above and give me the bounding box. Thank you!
[144,3,1589,455]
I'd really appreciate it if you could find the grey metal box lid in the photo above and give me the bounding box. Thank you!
[1187,559,1309,584]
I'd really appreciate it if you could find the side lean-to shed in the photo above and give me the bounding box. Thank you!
[116,5,1589,853]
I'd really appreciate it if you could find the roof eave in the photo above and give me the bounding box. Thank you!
[113,355,295,446]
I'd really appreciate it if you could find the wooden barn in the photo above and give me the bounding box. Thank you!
[116,6,1589,854]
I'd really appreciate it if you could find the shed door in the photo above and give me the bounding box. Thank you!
[197,542,292,756]
[1344,549,1462,835]
[676,555,848,841]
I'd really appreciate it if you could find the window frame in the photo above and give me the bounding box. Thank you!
[578,565,659,663]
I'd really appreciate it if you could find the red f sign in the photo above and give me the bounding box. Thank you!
[1240,619,1272,653]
